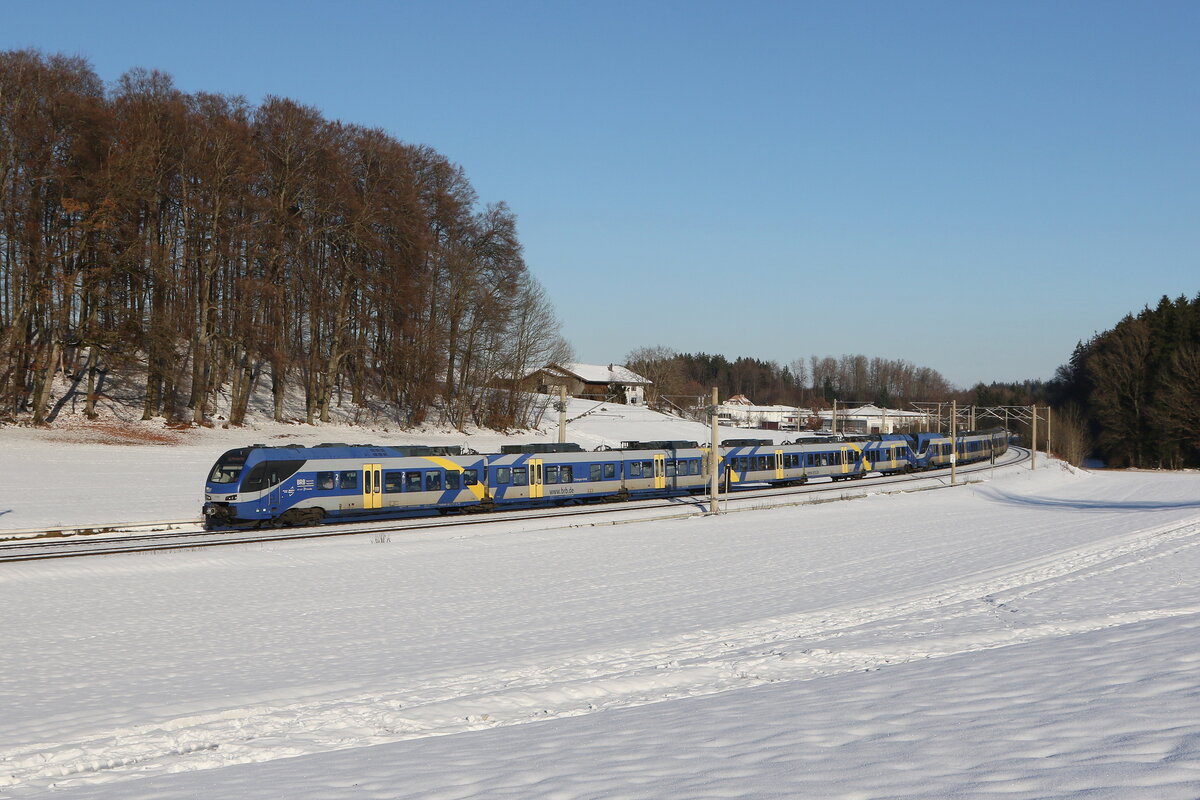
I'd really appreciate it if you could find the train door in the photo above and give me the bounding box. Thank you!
[775,450,784,480]
[653,454,666,489]
[529,459,544,499]
[841,447,851,476]
[362,463,382,509]
[266,462,283,513]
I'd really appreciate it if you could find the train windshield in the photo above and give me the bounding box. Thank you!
[208,448,251,485]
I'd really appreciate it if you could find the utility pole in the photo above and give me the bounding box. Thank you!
[832,399,838,435]
[557,385,568,444]
[950,399,958,486]
[1047,406,1053,458]
[1031,404,1038,470]
[709,387,720,514]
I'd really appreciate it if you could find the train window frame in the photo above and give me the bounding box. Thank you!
[446,471,461,490]
[590,464,602,482]
[604,463,616,480]
[425,472,442,492]
[316,471,336,491]
[208,450,248,485]
[665,460,677,477]
[495,467,511,484]
[240,464,267,492]
[561,465,573,483]
[405,471,422,492]
[545,465,559,484]
[339,471,358,490]
[512,466,528,486]
[463,469,478,485]
[383,471,404,493]
[628,461,642,478]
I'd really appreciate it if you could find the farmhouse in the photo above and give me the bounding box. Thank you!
[525,362,652,405]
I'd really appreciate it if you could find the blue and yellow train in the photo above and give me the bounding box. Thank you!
[202,429,1009,529]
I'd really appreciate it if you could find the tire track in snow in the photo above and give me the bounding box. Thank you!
[5,516,1200,792]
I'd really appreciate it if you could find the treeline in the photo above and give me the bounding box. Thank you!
[1049,294,1200,468]
[0,50,569,429]
[625,347,954,408]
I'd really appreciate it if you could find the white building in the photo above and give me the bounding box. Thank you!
[717,396,812,431]
[817,404,933,434]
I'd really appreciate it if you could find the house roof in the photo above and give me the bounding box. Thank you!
[540,362,651,385]
[820,404,929,418]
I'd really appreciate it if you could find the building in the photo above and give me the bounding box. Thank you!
[717,396,811,430]
[817,404,933,434]
[524,362,652,405]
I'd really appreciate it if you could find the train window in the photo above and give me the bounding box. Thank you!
[339,471,358,490]
[545,466,559,483]
[512,467,527,486]
[317,471,336,491]
[665,460,677,477]
[628,461,642,478]
[463,469,478,485]
[604,463,616,479]
[691,460,701,475]
[209,449,248,484]
[240,464,267,492]
[269,460,305,486]
[643,461,654,476]
[383,471,404,493]
[561,465,573,483]
[446,471,460,490]
[590,464,602,481]
[495,467,511,484]
[426,472,442,492]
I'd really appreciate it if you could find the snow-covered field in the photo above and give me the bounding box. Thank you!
[2,404,1199,798]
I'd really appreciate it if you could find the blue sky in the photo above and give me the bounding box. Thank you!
[5,1,1197,388]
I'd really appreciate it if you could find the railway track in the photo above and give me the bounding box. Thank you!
[0,447,1030,563]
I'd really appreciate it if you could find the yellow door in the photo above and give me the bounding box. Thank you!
[775,450,784,480]
[362,463,382,509]
[529,459,544,499]
[841,448,850,475]
[654,454,666,489]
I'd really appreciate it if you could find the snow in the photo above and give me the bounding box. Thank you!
[2,403,1199,798]
[557,363,650,385]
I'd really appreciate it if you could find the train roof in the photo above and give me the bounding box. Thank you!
[619,440,700,451]
[499,443,585,454]
[236,443,471,458]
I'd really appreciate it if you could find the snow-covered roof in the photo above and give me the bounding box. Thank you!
[821,405,929,418]
[550,362,651,385]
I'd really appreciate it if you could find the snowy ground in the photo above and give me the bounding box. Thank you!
[2,405,1199,798]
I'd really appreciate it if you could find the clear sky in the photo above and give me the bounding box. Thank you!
[4,1,1197,388]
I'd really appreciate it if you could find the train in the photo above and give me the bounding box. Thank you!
[201,428,1009,529]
